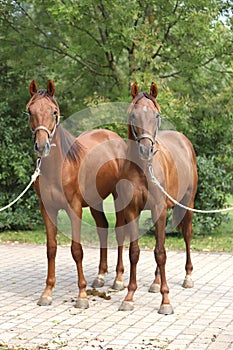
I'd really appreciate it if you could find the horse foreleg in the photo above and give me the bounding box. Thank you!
[71,240,89,308]
[90,205,108,288]
[149,211,161,293]
[119,218,140,311]
[154,209,174,314]
[38,204,58,306]
[69,207,88,309]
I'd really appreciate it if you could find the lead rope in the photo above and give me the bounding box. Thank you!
[0,158,41,212]
[148,161,233,213]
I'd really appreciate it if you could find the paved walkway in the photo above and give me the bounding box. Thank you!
[0,243,233,350]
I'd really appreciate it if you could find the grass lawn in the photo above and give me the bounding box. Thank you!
[1,195,233,252]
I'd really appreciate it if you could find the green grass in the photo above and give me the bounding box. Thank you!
[1,195,233,252]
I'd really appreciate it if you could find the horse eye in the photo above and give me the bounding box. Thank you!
[53,110,58,116]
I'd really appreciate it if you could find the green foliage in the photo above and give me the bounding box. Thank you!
[0,79,41,230]
[194,155,232,232]
[0,0,232,231]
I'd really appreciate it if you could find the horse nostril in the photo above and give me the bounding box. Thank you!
[138,142,154,161]
[34,141,39,153]
[139,143,148,158]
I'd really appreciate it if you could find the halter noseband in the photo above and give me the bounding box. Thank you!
[31,120,59,142]
[130,120,156,146]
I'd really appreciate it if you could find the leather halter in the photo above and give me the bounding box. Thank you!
[129,93,161,148]
[31,122,58,142]
[130,119,156,146]
[129,94,161,159]
[28,107,60,143]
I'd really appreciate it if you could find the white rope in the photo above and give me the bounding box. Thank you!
[0,167,40,212]
[148,163,233,214]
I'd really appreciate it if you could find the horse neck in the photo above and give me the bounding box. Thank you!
[39,126,64,179]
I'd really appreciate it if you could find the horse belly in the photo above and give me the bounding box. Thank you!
[79,158,120,207]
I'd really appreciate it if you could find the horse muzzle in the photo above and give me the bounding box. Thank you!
[138,142,154,161]
[34,140,51,157]
[32,125,57,157]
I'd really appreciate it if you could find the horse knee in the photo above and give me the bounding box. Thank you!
[129,242,140,265]
[47,246,57,260]
[154,247,166,266]
[71,242,83,262]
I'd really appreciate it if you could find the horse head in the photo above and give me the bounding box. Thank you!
[26,80,60,157]
[128,82,161,161]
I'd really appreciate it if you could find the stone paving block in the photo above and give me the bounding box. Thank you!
[1,244,233,349]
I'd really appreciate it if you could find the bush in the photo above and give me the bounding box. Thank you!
[194,155,232,233]
[0,101,41,231]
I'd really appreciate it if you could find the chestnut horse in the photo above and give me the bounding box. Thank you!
[26,80,127,308]
[118,82,198,314]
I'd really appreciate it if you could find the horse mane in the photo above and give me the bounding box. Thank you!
[26,89,60,110]
[58,125,83,162]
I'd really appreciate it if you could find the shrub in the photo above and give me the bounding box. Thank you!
[193,155,232,233]
[0,102,41,231]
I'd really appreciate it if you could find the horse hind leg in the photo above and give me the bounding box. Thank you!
[90,205,108,288]
[69,207,89,309]
[149,215,161,293]
[112,206,125,291]
[174,205,194,289]
[109,187,126,291]
[182,209,194,288]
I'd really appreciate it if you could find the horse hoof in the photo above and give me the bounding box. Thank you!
[37,296,52,306]
[75,298,89,309]
[158,303,174,315]
[182,275,194,288]
[118,301,134,311]
[112,280,125,291]
[92,275,105,288]
[148,283,160,293]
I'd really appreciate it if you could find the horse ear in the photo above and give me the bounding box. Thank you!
[29,80,38,96]
[47,80,55,96]
[131,82,139,98]
[150,82,158,98]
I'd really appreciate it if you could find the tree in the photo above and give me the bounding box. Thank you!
[0,0,232,230]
